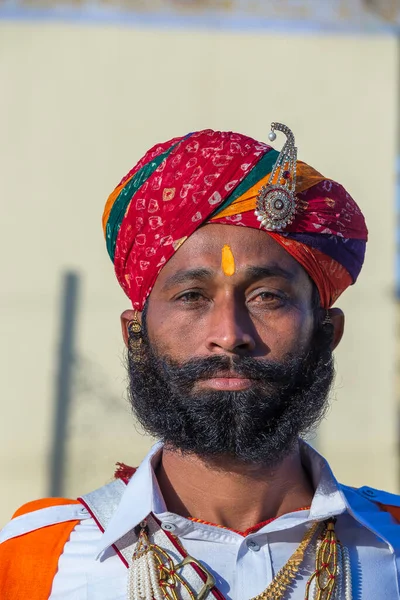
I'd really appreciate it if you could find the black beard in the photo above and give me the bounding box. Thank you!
[127,316,335,466]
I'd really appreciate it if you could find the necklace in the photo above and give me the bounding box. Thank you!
[127,516,352,600]
[187,505,311,536]
[250,520,320,600]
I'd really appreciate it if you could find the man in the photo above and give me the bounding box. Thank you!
[1,123,400,599]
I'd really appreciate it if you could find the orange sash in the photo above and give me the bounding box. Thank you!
[0,498,80,600]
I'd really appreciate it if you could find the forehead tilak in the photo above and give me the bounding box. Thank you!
[221,244,236,277]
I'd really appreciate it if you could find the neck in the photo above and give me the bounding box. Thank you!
[155,443,314,532]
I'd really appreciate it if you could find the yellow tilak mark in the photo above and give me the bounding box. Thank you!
[221,245,235,276]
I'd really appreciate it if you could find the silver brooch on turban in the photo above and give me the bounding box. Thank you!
[255,122,297,231]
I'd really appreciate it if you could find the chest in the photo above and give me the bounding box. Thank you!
[49,517,399,600]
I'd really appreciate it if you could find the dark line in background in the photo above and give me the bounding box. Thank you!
[48,271,80,497]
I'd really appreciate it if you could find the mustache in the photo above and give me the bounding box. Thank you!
[128,314,335,464]
[158,353,304,390]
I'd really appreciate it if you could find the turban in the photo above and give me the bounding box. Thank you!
[102,129,368,309]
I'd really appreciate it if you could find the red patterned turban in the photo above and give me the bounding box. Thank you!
[102,129,368,309]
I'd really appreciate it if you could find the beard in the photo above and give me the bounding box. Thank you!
[127,313,335,466]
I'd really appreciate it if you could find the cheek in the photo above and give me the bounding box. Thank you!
[146,303,201,359]
[258,310,314,360]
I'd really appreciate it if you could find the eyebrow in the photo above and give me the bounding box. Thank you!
[163,268,214,291]
[245,265,295,282]
[162,264,295,291]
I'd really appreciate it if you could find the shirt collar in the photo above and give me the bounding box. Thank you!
[300,440,347,521]
[96,441,165,557]
[95,439,357,558]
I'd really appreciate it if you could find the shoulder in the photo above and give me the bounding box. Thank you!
[341,483,400,511]
[340,483,400,552]
[12,497,82,518]
[354,485,400,508]
[0,497,87,546]
[0,498,91,599]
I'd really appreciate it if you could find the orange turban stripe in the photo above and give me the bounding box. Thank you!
[267,234,352,308]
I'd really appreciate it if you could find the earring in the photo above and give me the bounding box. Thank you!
[323,311,332,326]
[127,311,142,361]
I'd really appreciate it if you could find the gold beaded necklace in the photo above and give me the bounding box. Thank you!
[250,520,321,600]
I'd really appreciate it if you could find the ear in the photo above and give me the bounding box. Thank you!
[328,307,345,350]
[120,309,142,348]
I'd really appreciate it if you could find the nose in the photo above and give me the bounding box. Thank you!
[204,296,256,355]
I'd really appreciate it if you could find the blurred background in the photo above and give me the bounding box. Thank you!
[1,0,400,526]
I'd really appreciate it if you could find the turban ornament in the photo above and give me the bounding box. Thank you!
[255,122,298,231]
[103,125,368,310]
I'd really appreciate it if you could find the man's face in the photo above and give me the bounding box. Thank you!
[146,224,316,370]
[126,224,335,465]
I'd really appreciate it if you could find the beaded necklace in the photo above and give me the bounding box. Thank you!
[187,505,311,537]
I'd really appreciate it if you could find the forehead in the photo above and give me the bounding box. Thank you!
[158,224,307,280]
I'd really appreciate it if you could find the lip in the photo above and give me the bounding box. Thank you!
[197,374,254,391]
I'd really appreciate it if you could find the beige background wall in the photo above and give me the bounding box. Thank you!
[0,21,398,525]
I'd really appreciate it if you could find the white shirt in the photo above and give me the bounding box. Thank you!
[2,441,400,599]
[47,441,400,599]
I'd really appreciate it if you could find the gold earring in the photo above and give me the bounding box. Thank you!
[127,311,142,360]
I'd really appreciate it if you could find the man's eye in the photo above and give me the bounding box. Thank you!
[252,292,286,307]
[177,291,205,303]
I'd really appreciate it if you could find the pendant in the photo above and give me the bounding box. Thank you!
[255,184,297,231]
[127,520,216,600]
